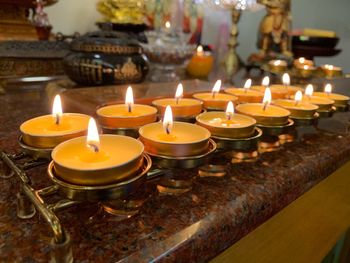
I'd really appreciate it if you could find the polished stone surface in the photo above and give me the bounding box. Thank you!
[1,80,350,262]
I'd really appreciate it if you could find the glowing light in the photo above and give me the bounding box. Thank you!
[125,86,134,112]
[52,94,63,125]
[212,79,222,98]
[163,105,173,135]
[87,118,100,153]
[226,101,234,120]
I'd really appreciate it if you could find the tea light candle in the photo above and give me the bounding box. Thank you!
[296,84,335,111]
[236,88,291,126]
[270,73,303,98]
[224,79,264,103]
[186,45,214,78]
[193,80,238,110]
[295,65,316,78]
[152,83,203,118]
[52,118,144,185]
[268,59,288,72]
[20,95,90,149]
[273,91,319,118]
[293,57,314,68]
[139,106,211,157]
[313,83,349,107]
[251,76,288,100]
[196,101,256,138]
[320,64,343,78]
[97,86,158,129]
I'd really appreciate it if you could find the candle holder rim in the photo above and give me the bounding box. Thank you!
[256,118,294,129]
[96,103,158,119]
[273,99,319,111]
[211,127,263,142]
[236,103,291,117]
[224,87,264,95]
[196,111,257,129]
[20,113,90,137]
[193,92,238,101]
[51,134,144,172]
[47,153,152,190]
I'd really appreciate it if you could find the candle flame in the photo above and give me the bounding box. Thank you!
[328,65,334,70]
[282,73,290,86]
[274,60,281,66]
[244,79,252,90]
[163,105,173,135]
[305,84,314,97]
[87,118,100,153]
[52,94,63,125]
[175,83,183,103]
[294,90,303,105]
[299,57,305,63]
[165,21,171,29]
[212,79,221,98]
[125,86,134,112]
[226,101,234,120]
[262,76,270,88]
[324,83,332,94]
[197,45,204,54]
[262,87,272,111]
[303,65,309,70]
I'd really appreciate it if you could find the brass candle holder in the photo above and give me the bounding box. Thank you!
[268,60,288,73]
[18,135,53,160]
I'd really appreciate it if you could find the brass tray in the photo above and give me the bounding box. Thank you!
[146,139,217,169]
[47,154,152,202]
[212,127,263,151]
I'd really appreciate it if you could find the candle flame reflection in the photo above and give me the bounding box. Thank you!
[87,118,100,153]
[52,94,63,125]
[125,86,134,112]
[163,105,173,135]
[212,79,221,98]
[282,73,290,86]
[175,83,183,104]
[226,101,234,120]
[325,83,332,94]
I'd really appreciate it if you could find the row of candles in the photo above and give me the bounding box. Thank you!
[19,76,349,185]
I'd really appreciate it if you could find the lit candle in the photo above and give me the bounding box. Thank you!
[312,83,349,107]
[224,79,264,103]
[139,106,211,157]
[251,77,288,100]
[268,59,288,72]
[236,88,291,126]
[186,45,214,78]
[282,73,290,89]
[293,57,314,68]
[320,64,343,77]
[273,91,319,119]
[193,80,238,110]
[196,101,256,139]
[291,84,335,111]
[97,86,158,129]
[52,118,145,185]
[295,64,316,78]
[20,94,90,148]
[152,83,203,118]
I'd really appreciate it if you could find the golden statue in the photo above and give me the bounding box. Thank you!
[254,0,292,59]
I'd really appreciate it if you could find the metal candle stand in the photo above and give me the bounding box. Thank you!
[0,138,153,263]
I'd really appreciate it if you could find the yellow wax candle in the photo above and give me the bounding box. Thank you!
[251,85,288,100]
[273,99,318,118]
[236,103,290,126]
[97,104,157,128]
[313,92,349,106]
[186,45,214,78]
[224,88,264,103]
[21,114,90,149]
[196,110,256,138]
[52,134,144,185]
[270,84,303,98]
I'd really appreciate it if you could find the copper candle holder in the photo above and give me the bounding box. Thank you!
[291,112,319,126]
[268,60,288,73]
[294,66,317,78]
[19,136,53,160]
[319,65,343,78]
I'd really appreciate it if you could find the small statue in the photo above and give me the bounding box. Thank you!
[252,0,292,61]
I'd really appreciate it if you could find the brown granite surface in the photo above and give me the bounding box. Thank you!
[1,80,350,262]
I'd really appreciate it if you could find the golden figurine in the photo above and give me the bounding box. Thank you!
[251,0,292,61]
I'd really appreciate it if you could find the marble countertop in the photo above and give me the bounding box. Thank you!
[1,80,350,262]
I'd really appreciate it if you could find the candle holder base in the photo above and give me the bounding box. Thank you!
[212,127,262,151]
[334,104,349,112]
[278,133,296,145]
[102,198,146,218]
[146,139,217,169]
[229,150,259,163]
[259,138,281,153]
[101,126,139,138]
[257,119,294,137]
[18,136,53,160]
[291,113,319,126]
[317,106,336,118]
[157,176,194,195]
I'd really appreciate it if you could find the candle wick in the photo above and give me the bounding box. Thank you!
[165,123,171,135]
[244,88,248,94]
[263,102,268,111]
[176,97,179,105]
[88,143,99,153]
[55,114,60,125]
[227,114,232,121]
[128,104,132,113]
[295,100,299,106]
[212,92,216,99]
